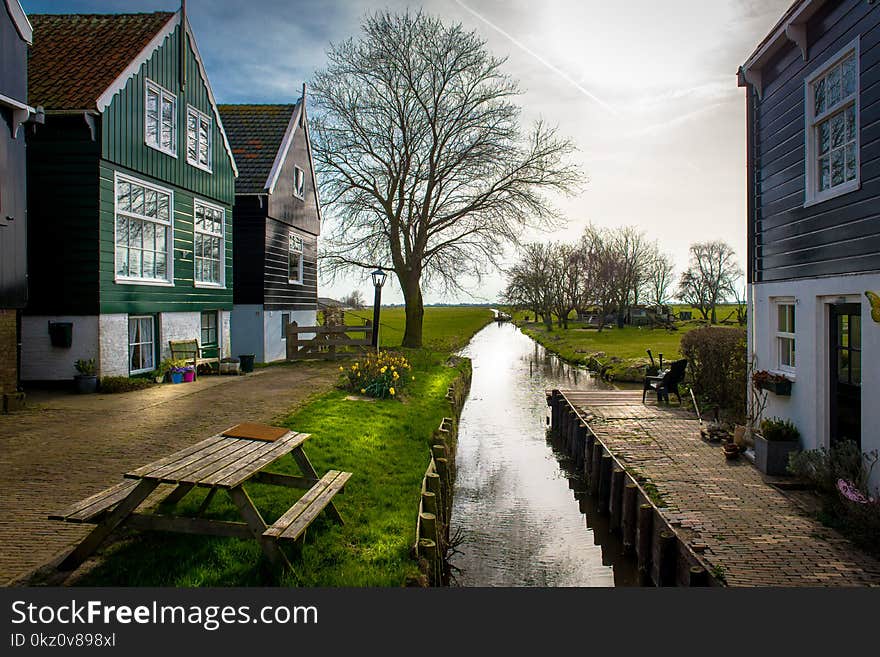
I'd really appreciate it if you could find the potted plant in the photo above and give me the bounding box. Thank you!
[754,417,800,475]
[168,366,186,384]
[73,358,98,394]
[752,369,792,396]
[182,365,196,383]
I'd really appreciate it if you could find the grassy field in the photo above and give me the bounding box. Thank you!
[76,306,492,587]
[347,306,495,352]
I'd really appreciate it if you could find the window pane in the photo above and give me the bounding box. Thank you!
[156,252,167,278]
[161,97,174,150]
[156,225,167,253]
[845,105,856,141]
[187,112,198,162]
[195,204,204,231]
[157,193,170,222]
[778,305,786,332]
[828,66,841,107]
[143,250,155,279]
[145,189,157,218]
[116,215,128,246]
[831,148,844,186]
[819,120,830,154]
[838,349,849,384]
[814,78,825,115]
[851,314,861,349]
[840,315,849,347]
[789,305,795,333]
[842,55,856,97]
[117,181,131,211]
[129,248,142,278]
[851,348,861,385]
[146,90,159,145]
[845,142,857,181]
[143,222,155,251]
[199,119,209,166]
[131,184,144,215]
[819,156,830,191]
[831,113,845,148]
[116,247,128,276]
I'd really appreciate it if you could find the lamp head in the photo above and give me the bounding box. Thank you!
[371,268,387,288]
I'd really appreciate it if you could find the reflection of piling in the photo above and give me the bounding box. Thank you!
[609,468,624,532]
[622,483,638,553]
[598,453,612,513]
[636,503,653,581]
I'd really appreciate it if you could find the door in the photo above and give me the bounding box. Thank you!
[200,311,219,360]
[829,303,861,447]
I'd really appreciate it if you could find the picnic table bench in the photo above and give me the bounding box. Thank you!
[50,423,352,573]
[168,339,219,378]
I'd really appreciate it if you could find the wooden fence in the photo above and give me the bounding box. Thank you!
[285,321,374,361]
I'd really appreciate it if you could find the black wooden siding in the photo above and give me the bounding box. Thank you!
[752,0,880,282]
[231,196,265,305]
[264,217,317,311]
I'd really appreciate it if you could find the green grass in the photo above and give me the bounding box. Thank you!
[73,307,492,587]
[347,306,494,352]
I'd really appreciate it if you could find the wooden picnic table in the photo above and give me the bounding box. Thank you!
[50,423,351,573]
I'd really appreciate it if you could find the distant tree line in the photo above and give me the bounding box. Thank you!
[502,224,742,330]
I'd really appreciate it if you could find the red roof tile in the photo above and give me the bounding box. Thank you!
[28,12,175,110]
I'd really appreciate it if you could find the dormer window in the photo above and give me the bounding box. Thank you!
[187,105,212,172]
[294,166,305,199]
[805,39,859,206]
[145,80,177,157]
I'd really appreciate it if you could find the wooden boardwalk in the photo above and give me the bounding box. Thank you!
[552,389,880,587]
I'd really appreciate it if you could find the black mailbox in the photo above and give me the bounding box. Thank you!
[48,321,73,348]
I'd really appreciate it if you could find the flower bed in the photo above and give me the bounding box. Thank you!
[340,352,413,399]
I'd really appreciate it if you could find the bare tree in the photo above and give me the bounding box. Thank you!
[645,251,675,307]
[341,289,365,310]
[579,225,621,332]
[678,241,741,323]
[502,243,555,329]
[312,11,579,347]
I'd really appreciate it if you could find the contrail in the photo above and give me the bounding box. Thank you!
[452,0,616,114]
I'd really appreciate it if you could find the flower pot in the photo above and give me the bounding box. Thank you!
[220,358,240,375]
[757,379,792,396]
[754,433,799,475]
[169,371,184,384]
[183,369,196,383]
[723,443,740,460]
[74,374,98,394]
[238,354,255,374]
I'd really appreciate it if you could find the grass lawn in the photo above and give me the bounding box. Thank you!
[74,306,492,587]
[347,306,495,352]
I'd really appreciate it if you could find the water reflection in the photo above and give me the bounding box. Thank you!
[451,322,638,587]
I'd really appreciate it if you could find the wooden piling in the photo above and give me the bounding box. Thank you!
[421,491,438,518]
[609,468,624,532]
[621,483,638,554]
[585,432,595,477]
[654,530,677,587]
[419,512,438,545]
[688,565,709,587]
[418,538,440,586]
[590,443,603,496]
[636,503,653,578]
[426,472,443,526]
[598,453,613,513]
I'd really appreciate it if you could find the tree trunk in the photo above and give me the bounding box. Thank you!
[401,274,424,348]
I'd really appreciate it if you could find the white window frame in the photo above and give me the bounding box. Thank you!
[114,172,175,286]
[293,165,305,199]
[193,199,226,289]
[144,79,178,158]
[288,233,304,284]
[186,105,213,172]
[200,310,219,348]
[773,300,796,374]
[804,38,860,207]
[128,315,156,375]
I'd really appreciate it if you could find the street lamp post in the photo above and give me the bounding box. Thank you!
[370,268,387,349]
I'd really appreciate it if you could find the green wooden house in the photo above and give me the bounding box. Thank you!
[21,10,238,380]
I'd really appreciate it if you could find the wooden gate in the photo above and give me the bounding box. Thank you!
[285,321,374,360]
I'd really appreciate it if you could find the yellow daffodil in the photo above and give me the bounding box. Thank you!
[339,366,344,371]
[360,388,366,394]
[389,387,395,395]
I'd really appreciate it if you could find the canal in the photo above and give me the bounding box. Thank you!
[451,321,638,586]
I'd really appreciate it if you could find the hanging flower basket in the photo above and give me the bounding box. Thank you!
[752,370,792,396]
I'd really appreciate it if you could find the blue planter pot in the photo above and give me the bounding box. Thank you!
[169,372,184,384]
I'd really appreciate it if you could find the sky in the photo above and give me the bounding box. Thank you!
[21,0,793,305]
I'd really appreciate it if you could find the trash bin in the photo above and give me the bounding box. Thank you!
[238,354,256,374]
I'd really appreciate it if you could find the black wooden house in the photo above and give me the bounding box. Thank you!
[219,91,321,363]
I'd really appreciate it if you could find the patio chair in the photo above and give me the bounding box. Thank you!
[642,359,688,404]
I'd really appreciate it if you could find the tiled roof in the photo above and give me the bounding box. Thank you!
[28,12,175,110]
[217,103,298,194]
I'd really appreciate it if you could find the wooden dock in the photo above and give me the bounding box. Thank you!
[548,389,880,587]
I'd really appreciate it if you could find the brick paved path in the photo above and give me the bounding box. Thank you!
[0,363,338,585]
[563,390,880,587]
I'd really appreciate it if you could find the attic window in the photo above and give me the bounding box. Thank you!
[145,80,177,157]
[187,106,212,172]
[294,166,305,199]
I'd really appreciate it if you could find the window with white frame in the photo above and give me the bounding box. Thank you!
[186,105,212,171]
[200,311,218,347]
[289,234,304,284]
[775,302,796,371]
[806,40,859,205]
[129,316,155,374]
[145,80,177,156]
[194,200,225,286]
[294,166,305,198]
[115,175,173,284]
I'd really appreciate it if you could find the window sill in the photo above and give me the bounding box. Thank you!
[804,179,860,208]
[187,159,213,174]
[769,369,796,382]
[116,277,175,287]
[288,280,303,285]
[194,282,226,290]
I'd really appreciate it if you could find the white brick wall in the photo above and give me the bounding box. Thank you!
[159,312,201,361]
[98,314,129,377]
[21,315,99,381]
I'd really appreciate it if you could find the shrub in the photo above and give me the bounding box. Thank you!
[74,358,96,376]
[99,376,154,394]
[339,351,413,399]
[679,326,747,420]
[758,417,800,442]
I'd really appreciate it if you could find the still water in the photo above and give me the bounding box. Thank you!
[451,321,638,586]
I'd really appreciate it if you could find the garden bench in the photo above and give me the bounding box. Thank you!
[642,358,688,405]
[169,339,219,378]
[49,423,352,574]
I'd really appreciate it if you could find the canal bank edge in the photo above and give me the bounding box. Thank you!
[410,357,472,586]
[547,389,721,587]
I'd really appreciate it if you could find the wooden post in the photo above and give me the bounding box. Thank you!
[636,503,653,580]
[418,538,440,586]
[575,423,587,469]
[419,512,438,545]
[621,483,638,554]
[585,432,595,477]
[609,468,624,532]
[285,321,298,360]
[654,530,677,587]
[435,458,450,508]
[688,565,709,587]
[425,472,443,526]
[598,453,613,513]
[421,491,438,518]
[590,443,603,496]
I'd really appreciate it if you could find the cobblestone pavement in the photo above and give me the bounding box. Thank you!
[563,390,880,587]
[0,363,338,585]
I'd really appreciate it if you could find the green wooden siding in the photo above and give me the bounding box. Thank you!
[101,23,235,206]
[99,161,233,314]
